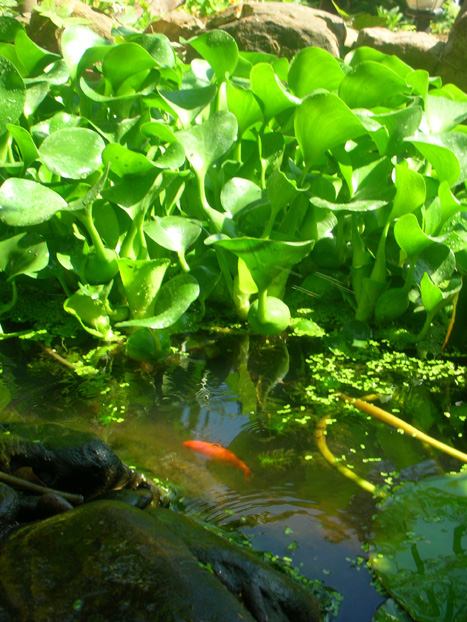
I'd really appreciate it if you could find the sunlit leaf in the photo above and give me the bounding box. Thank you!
[188,30,238,82]
[0,178,67,226]
[0,232,48,279]
[116,273,199,329]
[39,128,105,179]
[288,47,344,97]
[0,56,25,136]
[295,92,367,170]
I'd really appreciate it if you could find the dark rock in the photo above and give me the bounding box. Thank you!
[154,507,323,622]
[206,2,347,59]
[0,423,148,501]
[0,485,19,527]
[144,10,204,41]
[99,488,155,509]
[0,500,322,621]
[26,0,118,54]
[437,3,467,93]
[36,493,74,518]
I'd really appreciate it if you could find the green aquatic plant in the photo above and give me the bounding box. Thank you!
[257,448,297,471]
[0,16,466,359]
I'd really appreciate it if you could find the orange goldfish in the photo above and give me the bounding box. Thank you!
[183,440,252,482]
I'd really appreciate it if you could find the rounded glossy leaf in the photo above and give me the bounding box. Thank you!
[389,164,426,221]
[64,289,112,340]
[129,33,175,68]
[177,111,238,179]
[220,178,262,217]
[414,243,456,286]
[144,216,202,253]
[61,25,109,80]
[295,92,366,170]
[394,213,434,259]
[0,178,67,226]
[7,124,39,168]
[212,237,313,293]
[102,43,156,92]
[14,29,60,76]
[250,63,300,123]
[226,81,263,137]
[188,30,238,82]
[116,273,200,329]
[374,287,409,324]
[339,61,408,109]
[102,143,155,177]
[0,232,48,279]
[118,258,170,320]
[288,47,344,97]
[425,94,467,134]
[39,128,105,179]
[0,56,25,136]
[408,133,467,187]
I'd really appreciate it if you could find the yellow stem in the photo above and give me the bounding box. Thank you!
[314,415,387,498]
[339,393,467,464]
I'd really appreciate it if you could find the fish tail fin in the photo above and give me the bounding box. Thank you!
[244,468,252,482]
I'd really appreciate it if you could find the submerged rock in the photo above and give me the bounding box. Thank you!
[0,501,322,621]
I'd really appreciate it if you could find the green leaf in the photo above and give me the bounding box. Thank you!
[389,164,426,221]
[0,16,23,43]
[0,56,25,137]
[144,216,202,253]
[288,47,344,97]
[408,133,467,187]
[414,243,456,286]
[188,30,238,82]
[371,473,467,622]
[394,213,433,258]
[339,61,408,109]
[7,124,39,168]
[64,287,113,340]
[220,178,263,217]
[177,111,238,180]
[157,84,217,127]
[212,237,313,293]
[14,29,60,76]
[118,258,170,319]
[128,33,175,68]
[295,92,367,170]
[250,63,300,123]
[0,178,67,226]
[0,232,48,279]
[374,287,410,324]
[102,42,156,92]
[425,94,467,133]
[102,143,155,177]
[61,25,110,80]
[116,273,199,329]
[311,197,387,212]
[226,81,263,138]
[39,128,105,179]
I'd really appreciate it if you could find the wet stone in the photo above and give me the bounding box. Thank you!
[0,500,322,622]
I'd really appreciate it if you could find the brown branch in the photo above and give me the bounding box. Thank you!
[0,471,84,505]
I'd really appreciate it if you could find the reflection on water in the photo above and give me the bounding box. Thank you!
[1,334,466,621]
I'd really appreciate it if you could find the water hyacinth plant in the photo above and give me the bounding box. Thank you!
[0,18,466,357]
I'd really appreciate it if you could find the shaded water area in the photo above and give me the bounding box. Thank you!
[1,333,466,621]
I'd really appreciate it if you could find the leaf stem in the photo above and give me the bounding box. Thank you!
[339,393,467,463]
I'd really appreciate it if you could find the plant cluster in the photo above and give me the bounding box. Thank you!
[0,17,466,360]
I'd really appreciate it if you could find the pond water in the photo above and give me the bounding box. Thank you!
[1,333,466,621]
